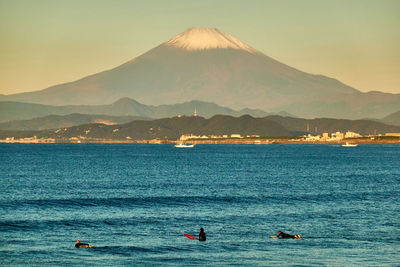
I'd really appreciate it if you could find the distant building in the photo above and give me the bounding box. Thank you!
[304,134,320,141]
[149,139,162,144]
[247,135,260,138]
[385,133,400,137]
[180,134,200,141]
[194,109,198,117]
[320,132,329,141]
[230,134,243,138]
[331,131,344,140]
[345,131,362,138]
[2,136,55,143]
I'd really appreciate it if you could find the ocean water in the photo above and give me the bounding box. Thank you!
[1,143,399,266]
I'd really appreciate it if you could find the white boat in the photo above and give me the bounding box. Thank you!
[174,141,195,148]
[342,142,358,147]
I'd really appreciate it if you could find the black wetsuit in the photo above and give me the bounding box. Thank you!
[277,232,295,239]
[199,231,206,241]
[75,242,89,248]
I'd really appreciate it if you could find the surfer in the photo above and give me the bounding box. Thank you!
[75,240,92,248]
[277,231,300,239]
[199,228,206,241]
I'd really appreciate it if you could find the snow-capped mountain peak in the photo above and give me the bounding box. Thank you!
[164,27,258,53]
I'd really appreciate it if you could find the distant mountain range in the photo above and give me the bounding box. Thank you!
[1,114,399,140]
[0,115,290,140]
[0,97,289,124]
[265,115,400,136]
[381,110,400,126]
[1,27,399,119]
[0,113,147,131]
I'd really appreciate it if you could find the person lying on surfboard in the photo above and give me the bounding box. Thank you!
[75,240,92,248]
[199,228,206,241]
[277,231,300,239]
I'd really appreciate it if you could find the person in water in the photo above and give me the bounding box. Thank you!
[75,240,92,248]
[199,228,206,241]
[277,231,300,239]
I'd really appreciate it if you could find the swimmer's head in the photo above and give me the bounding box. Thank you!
[76,240,80,244]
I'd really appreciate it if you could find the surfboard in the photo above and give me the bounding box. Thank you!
[76,244,93,248]
[184,233,198,240]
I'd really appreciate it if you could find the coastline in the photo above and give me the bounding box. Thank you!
[1,137,399,145]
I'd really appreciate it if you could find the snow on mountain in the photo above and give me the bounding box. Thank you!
[164,28,258,53]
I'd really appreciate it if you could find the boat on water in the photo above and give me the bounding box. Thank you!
[174,141,195,148]
[342,142,358,147]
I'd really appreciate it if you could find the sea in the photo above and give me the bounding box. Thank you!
[1,143,399,266]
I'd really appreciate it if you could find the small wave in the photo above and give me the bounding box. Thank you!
[98,245,156,253]
[1,196,270,209]
[0,221,32,230]
[0,218,99,232]
[2,190,392,210]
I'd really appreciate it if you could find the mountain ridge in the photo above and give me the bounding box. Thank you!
[0,113,148,131]
[0,115,291,140]
[381,110,400,126]
[1,27,399,119]
[1,114,399,140]
[265,115,400,136]
[0,97,285,124]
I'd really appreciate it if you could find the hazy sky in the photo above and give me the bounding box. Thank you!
[1,0,399,95]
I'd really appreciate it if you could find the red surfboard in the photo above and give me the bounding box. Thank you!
[184,233,198,240]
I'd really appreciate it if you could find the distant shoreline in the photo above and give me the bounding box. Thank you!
[1,137,399,145]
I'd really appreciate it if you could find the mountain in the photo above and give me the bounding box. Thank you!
[276,90,400,119]
[0,113,147,131]
[265,115,400,136]
[0,115,291,140]
[0,97,277,124]
[2,113,399,141]
[1,27,399,119]
[381,110,400,126]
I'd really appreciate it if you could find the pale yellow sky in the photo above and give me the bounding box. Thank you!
[0,0,399,95]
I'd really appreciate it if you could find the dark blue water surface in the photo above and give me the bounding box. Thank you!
[1,144,399,266]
